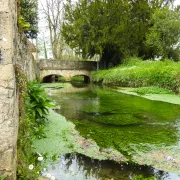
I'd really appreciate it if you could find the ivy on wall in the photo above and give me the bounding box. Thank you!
[18,0,38,39]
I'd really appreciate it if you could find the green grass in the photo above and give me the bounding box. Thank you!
[92,58,180,93]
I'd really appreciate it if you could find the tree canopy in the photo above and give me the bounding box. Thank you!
[62,0,179,68]
[19,0,38,39]
[146,7,180,60]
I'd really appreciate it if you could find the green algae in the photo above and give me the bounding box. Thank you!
[33,110,126,163]
[41,82,71,89]
[133,86,173,95]
[116,87,180,105]
[47,84,180,173]
[33,110,73,156]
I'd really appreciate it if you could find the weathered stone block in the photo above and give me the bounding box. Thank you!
[0,149,14,171]
[0,0,9,12]
[0,64,15,88]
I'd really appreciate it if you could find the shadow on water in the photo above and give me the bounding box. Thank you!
[43,153,180,180]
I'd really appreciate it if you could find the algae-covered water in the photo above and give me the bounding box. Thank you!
[38,83,180,179]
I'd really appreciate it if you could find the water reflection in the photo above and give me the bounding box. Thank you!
[43,153,180,180]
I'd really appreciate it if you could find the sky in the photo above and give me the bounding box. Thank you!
[174,0,180,6]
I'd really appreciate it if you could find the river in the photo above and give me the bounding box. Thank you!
[36,83,180,180]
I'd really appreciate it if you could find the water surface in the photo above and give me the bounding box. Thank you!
[44,83,180,179]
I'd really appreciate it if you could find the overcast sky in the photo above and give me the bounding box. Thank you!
[174,0,180,6]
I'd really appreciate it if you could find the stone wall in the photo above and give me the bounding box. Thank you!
[0,0,36,179]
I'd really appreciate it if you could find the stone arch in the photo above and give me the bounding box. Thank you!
[42,74,65,83]
[71,74,90,83]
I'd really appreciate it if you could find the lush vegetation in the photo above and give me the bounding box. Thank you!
[18,0,38,38]
[92,58,180,93]
[16,70,54,179]
[62,0,180,68]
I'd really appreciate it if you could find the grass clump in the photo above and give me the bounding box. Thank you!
[93,58,180,93]
[133,175,156,180]
[134,86,173,95]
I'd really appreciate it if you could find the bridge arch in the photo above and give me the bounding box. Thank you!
[71,74,90,83]
[42,74,65,83]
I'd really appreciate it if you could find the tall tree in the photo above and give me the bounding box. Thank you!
[62,0,177,68]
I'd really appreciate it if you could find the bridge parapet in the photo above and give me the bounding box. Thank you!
[39,60,97,71]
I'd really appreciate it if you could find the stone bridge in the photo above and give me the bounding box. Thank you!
[39,60,97,83]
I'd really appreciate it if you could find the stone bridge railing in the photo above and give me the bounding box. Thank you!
[39,60,97,71]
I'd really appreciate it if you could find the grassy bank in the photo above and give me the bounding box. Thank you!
[92,58,180,93]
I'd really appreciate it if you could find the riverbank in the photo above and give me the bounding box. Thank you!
[92,59,180,93]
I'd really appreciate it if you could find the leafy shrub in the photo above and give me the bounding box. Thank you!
[28,81,55,138]
[122,57,143,66]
